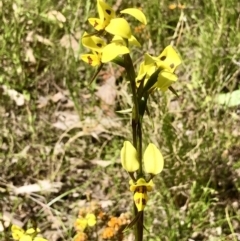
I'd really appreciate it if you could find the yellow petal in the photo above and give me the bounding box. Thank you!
[81,53,101,66]
[88,218,96,226]
[144,143,164,175]
[81,32,106,51]
[86,213,97,227]
[34,238,48,241]
[97,0,115,22]
[136,62,146,84]
[11,225,25,240]
[75,218,88,231]
[146,180,154,191]
[135,178,148,186]
[120,8,147,25]
[141,53,157,67]
[101,43,129,63]
[136,55,157,86]
[155,60,172,70]
[19,234,32,241]
[129,178,154,192]
[136,62,145,78]
[121,141,139,172]
[111,35,126,45]
[155,70,178,91]
[88,18,105,31]
[105,18,132,39]
[139,54,157,75]
[128,34,141,47]
[25,228,37,235]
[112,34,141,47]
[157,45,181,72]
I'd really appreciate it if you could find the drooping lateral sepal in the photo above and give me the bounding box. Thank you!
[121,141,139,172]
[143,143,164,175]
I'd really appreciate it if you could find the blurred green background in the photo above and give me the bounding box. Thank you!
[0,0,240,240]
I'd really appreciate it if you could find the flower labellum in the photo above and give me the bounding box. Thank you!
[129,178,154,212]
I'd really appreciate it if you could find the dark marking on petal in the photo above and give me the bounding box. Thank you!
[87,56,93,65]
[160,56,166,61]
[106,9,112,15]
[93,21,99,27]
[170,63,174,69]
[97,43,102,47]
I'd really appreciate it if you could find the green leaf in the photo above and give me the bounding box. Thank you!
[215,90,240,107]
[116,108,132,114]
[88,63,103,85]
[138,68,161,98]
[138,93,149,119]
[111,56,126,68]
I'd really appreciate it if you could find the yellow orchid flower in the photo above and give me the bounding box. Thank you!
[129,178,154,212]
[88,0,146,40]
[143,143,164,175]
[11,225,48,241]
[81,32,130,65]
[136,45,181,91]
[121,142,163,212]
[121,141,139,172]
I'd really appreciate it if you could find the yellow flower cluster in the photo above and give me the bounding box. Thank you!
[74,213,96,232]
[81,0,147,66]
[11,225,48,241]
[73,203,100,241]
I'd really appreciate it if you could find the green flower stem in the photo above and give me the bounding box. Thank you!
[123,54,139,148]
[138,211,144,241]
[136,120,143,241]
[137,119,143,176]
[123,54,143,175]
[123,53,144,241]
